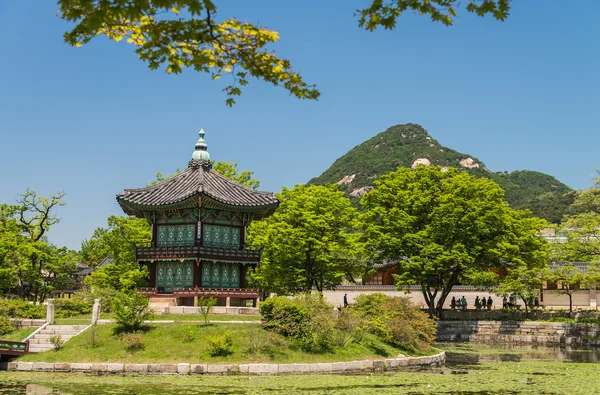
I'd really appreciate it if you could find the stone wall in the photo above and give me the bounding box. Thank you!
[8,319,46,329]
[1,352,445,375]
[321,286,599,310]
[437,321,600,347]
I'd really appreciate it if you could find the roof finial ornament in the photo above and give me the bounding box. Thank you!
[191,129,210,161]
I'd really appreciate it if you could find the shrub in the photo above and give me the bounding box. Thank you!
[198,296,217,324]
[260,294,335,352]
[208,331,234,357]
[333,309,364,347]
[182,324,195,343]
[76,287,120,313]
[0,299,44,319]
[112,291,153,334]
[246,325,269,354]
[122,332,145,351]
[55,298,93,318]
[0,316,15,336]
[354,293,436,352]
[49,335,64,350]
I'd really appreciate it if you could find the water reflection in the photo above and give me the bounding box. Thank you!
[441,342,600,366]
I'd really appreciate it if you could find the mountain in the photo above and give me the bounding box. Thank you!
[308,124,575,224]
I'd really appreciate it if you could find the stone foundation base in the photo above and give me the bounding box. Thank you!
[0,352,445,375]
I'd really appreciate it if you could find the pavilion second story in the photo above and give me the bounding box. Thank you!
[116,129,279,264]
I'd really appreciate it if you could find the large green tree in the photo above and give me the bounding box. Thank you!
[361,166,548,317]
[57,0,511,105]
[247,185,363,295]
[559,174,600,263]
[0,190,77,303]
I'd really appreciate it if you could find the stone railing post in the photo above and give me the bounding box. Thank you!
[46,299,55,325]
[92,299,101,325]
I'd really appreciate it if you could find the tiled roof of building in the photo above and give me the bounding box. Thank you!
[117,160,279,213]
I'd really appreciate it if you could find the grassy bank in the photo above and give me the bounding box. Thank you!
[55,313,261,325]
[18,323,413,364]
[2,360,600,394]
[1,328,36,342]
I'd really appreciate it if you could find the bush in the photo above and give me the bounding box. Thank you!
[122,332,145,351]
[0,299,44,319]
[260,294,335,352]
[77,287,120,313]
[49,334,64,350]
[0,316,15,336]
[112,291,153,334]
[208,331,234,357]
[55,298,93,318]
[182,324,195,343]
[333,309,364,347]
[354,293,436,352]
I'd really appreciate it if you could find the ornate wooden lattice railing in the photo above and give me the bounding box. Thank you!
[135,243,261,261]
[0,340,29,355]
[138,286,259,298]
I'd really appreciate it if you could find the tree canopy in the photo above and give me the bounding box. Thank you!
[247,185,363,295]
[361,166,548,317]
[0,190,77,303]
[58,0,511,105]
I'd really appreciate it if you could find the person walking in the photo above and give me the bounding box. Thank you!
[343,293,348,308]
[461,296,467,310]
[487,296,493,310]
[451,296,456,310]
[475,296,480,310]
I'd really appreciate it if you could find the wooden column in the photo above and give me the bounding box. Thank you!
[240,264,247,288]
[194,261,201,287]
[149,262,157,287]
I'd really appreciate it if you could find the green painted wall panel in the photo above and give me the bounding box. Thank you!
[157,224,195,246]
[202,225,241,248]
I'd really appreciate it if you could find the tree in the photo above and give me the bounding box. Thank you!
[496,265,545,313]
[361,166,548,317]
[0,190,77,303]
[57,1,510,105]
[247,185,363,295]
[197,295,217,324]
[559,173,600,263]
[212,162,260,189]
[81,216,151,292]
[545,262,600,314]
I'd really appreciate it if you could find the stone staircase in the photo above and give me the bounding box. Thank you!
[26,325,89,353]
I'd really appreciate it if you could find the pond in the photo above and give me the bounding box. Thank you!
[1,343,600,394]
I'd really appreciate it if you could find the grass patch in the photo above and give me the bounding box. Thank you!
[55,313,261,325]
[1,327,36,341]
[17,323,410,364]
[2,359,600,394]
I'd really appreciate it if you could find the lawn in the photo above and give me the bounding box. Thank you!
[1,327,36,342]
[55,313,260,325]
[1,360,600,394]
[0,328,37,342]
[17,323,411,364]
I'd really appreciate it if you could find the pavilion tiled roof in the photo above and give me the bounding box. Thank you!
[117,160,279,214]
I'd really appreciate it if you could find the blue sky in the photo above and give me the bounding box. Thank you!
[0,1,598,250]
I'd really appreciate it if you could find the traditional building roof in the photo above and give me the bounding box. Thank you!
[116,130,279,218]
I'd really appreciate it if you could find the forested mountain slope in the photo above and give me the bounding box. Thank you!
[308,124,574,223]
